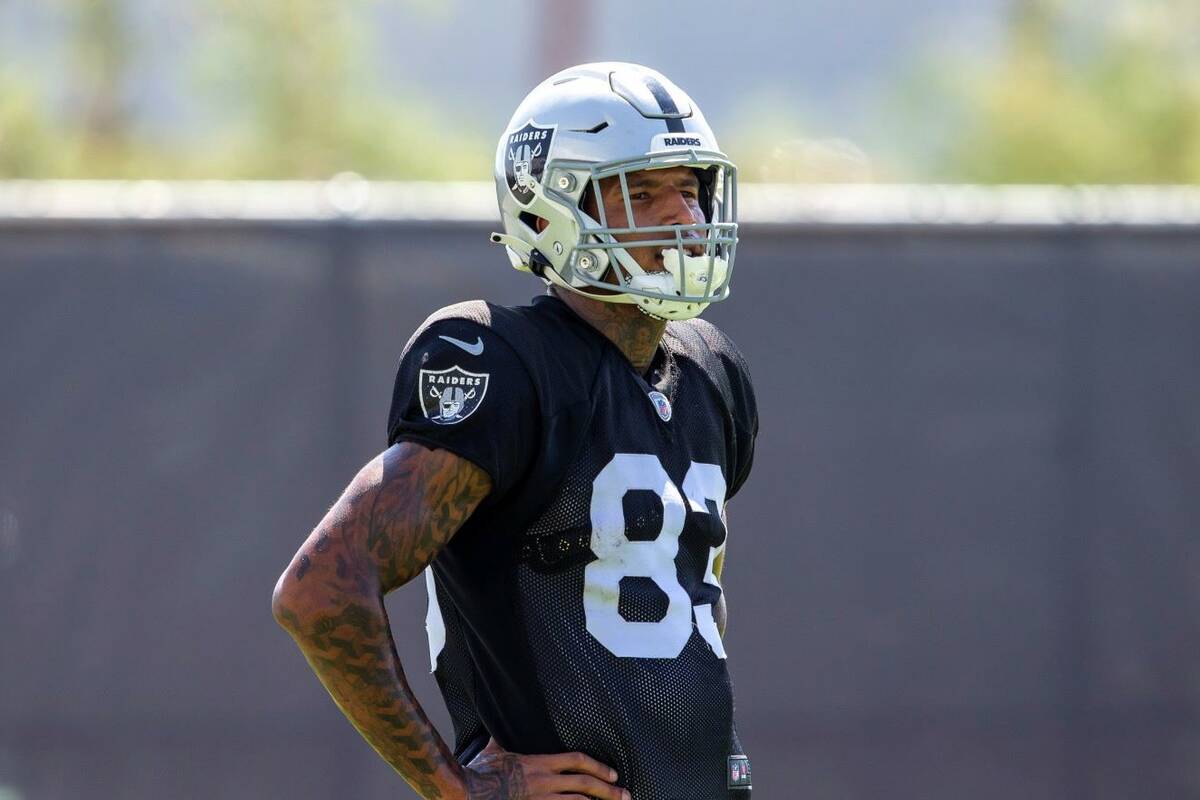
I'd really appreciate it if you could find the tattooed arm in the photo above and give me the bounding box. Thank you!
[272,442,487,798]
[272,442,626,800]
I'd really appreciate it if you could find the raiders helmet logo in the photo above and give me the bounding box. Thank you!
[419,366,490,425]
[504,120,556,206]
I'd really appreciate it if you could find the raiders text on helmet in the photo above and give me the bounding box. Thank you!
[490,62,738,321]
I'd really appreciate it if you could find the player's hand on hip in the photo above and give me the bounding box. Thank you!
[462,737,629,800]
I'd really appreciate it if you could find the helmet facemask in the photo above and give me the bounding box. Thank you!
[525,152,738,321]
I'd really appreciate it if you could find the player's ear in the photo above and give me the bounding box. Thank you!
[536,217,548,233]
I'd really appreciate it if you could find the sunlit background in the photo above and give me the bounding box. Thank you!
[2,0,1198,183]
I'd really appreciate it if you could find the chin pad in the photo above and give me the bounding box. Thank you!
[623,248,729,320]
[626,248,728,298]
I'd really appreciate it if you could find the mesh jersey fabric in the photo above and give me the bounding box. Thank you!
[387,294,758,799]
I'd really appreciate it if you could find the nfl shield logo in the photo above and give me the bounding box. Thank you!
[648,390,672,422]
[504,120,556,206]
[727,755,752,789]
[419,366,489,425]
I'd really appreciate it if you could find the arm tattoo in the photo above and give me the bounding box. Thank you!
[274,442,492,799]
[463,751,529,799]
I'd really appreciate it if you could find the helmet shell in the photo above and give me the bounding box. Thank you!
[492,62,738,321]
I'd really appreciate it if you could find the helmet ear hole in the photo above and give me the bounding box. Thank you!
[519,211,549,233]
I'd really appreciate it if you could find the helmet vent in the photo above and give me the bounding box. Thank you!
[609,68,692,121]
[571,121,609,134]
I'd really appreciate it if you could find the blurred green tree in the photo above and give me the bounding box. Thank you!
[895,0,1200,183]
[69,0,133,169]
[0,0,488,179]
[0,0,142,177]
[0,70,64,177]
[191,0,488,179]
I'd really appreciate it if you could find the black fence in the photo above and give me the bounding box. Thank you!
[1,219,1198,799]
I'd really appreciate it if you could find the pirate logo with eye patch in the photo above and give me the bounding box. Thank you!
[504,120,556,206]
[419,366,490,425]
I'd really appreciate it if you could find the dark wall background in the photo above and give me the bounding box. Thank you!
[1,221,1197,800]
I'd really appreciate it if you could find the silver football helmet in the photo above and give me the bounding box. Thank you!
[490,62,738,321]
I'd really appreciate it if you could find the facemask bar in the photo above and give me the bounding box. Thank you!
[542,150,738,305]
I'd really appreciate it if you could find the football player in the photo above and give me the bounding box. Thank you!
[273,62,758,800]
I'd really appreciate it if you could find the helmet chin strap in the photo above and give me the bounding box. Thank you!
[489,231,535,271]
[526,245,727,321]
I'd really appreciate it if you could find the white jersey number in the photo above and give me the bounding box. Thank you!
[583,453,727,660]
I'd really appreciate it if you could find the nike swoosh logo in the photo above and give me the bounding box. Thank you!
[438,334,484,356]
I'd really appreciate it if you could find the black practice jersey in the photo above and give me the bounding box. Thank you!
[386,294,758,799]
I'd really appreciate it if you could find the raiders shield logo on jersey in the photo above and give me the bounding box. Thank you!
[504,120,556,206]
[419,366,489,425]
